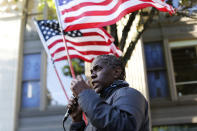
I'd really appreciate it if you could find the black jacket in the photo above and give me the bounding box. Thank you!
[70,80,149,131]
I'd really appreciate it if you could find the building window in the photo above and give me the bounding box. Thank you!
[153,124,197,131]
[21,54,41,108]
[170,41,197,96]
[144,41,169,99]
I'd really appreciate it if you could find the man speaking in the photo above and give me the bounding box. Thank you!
[67,55,149,131]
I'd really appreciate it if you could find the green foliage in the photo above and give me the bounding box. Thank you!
[62,59,85,76]
[180,0,190,6]
[38,0,57,19]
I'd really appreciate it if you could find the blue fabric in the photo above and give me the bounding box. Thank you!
[70,81,149,131]
[100,80,129,99]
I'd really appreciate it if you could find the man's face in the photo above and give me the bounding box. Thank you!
[90,58,115,93]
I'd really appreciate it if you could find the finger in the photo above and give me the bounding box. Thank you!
[85,78,91,86]
[71,80,77,86]
[69,97,75,105]
[68,100,77,111]
[71,81,78,90]
[77,75,83,81]
[70,98,77,105]
[68,101,74,109]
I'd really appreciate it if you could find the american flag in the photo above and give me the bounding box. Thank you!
[55,0,175,31]
[34,20,122,63]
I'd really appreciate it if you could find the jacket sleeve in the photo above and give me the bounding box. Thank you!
[70,121,86,131]
[78,88,148,131]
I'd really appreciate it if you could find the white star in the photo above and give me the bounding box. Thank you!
[72,33,75,37]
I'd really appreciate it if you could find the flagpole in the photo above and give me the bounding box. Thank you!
[54,0,76,79]
[52,61,70,101]
[33,19,69,101]
[54,0,88,124]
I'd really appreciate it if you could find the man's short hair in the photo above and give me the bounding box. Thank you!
[94,55,125,80]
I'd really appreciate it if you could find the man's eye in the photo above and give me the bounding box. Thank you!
[94,66,102,71]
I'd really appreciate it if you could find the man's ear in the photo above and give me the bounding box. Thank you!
[113,67,122,79]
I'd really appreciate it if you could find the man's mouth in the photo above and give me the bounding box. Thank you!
[92,81,99,89]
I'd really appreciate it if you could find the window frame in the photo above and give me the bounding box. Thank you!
[143,39,197,104]
[143,40,170,100]
[20,38,67,116]
[21,39,47,112]
[168,39,197,101]
[142,18,197,126]
[19,0,66,116]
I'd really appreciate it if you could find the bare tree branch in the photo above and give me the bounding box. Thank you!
[110,24,119,46]
[120,11,138,51]
[122,8,156,66]
[176,10,197,19]
[166,0,197,19]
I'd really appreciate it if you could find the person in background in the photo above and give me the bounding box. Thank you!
[68,55,149,131]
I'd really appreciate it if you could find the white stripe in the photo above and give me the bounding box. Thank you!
[62,0,173,29]
[81,28,113,42]
[110,43,122,56]
[46,35,62,46]
[53,49,99,61]
[65,35,106,42]
[62,0,143,29]
[63,0,119,17]
[49,41,111,54]
[59,0,106,10]
[46,34,106,48]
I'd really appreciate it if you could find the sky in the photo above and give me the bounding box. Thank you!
[47,59,72,106]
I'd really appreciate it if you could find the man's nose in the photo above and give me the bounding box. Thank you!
[91,72,97,79]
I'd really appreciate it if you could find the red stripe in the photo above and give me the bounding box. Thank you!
[82,32,101,37]
[61,0,114,15]
[66,39,112,46]
[48,30,112,49]
[64,0,172,23]
[51,47,111,57]
[48,39,111,50]
[54,55,93,62]
[54,52,112,63]
[48,39,63,49]
[99,27,114,41]
[64,0,128,23]
[64,3,173,31]
[82,32,110,41]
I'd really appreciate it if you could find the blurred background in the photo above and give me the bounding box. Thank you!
[1,0,197,131]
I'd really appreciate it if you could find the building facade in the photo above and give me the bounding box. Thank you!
[143,16,197,130]
[0,0,197,131]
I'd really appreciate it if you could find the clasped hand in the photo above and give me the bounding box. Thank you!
[68,75,91,122]
[70,75,91,97]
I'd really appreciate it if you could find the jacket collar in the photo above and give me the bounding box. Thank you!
[100,80,129,99]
